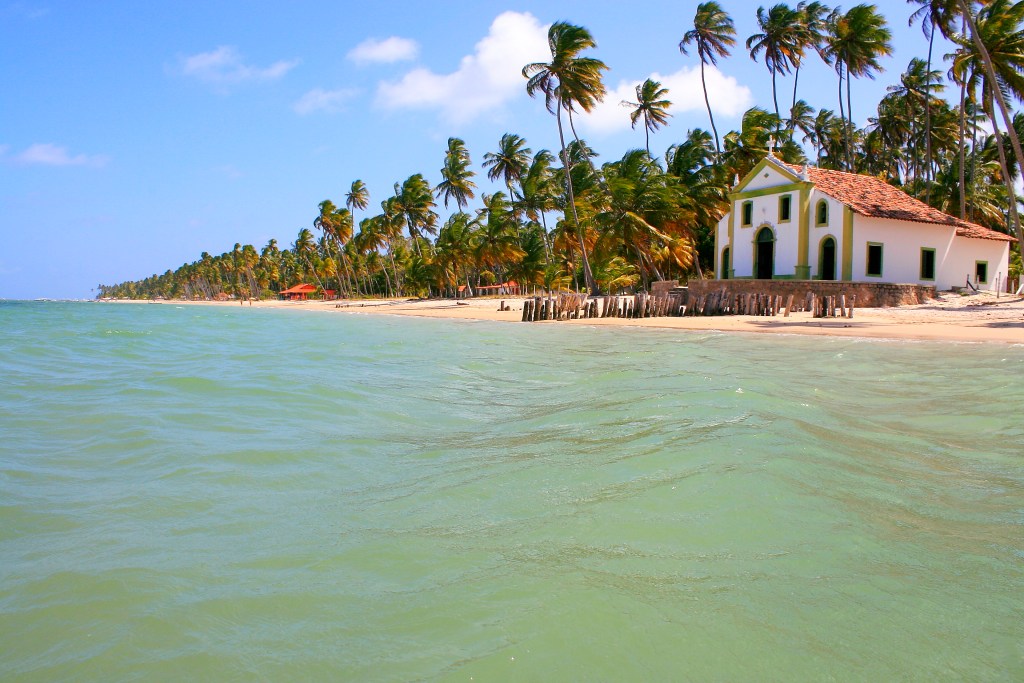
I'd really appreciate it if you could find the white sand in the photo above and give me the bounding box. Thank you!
[134,291,1024,344]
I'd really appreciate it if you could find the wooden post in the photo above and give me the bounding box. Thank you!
[784,294,794,317]
[849,294,855,319]
[839,293,846,318]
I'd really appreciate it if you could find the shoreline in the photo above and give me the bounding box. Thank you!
[107,292,1024,345]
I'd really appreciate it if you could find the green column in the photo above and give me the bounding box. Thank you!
[842,206,854,281]
[795,184,811,279]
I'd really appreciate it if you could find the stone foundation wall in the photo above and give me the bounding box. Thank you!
[684,279,936,307]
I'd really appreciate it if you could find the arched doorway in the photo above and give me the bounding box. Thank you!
[820,237,836,280]
[755,228,774,279]
[721,247,730,279]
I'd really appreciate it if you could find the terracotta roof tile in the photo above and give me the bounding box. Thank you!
[777,160,1015,242]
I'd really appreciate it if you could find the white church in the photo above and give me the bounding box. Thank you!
[715,149,1015,291]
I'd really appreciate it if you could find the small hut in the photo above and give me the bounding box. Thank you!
[280,283,317,301]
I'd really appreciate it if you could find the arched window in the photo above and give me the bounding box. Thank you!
[721,247,731,279]
[815,200,828,226]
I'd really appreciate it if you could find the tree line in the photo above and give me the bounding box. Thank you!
[98,0,1024,301]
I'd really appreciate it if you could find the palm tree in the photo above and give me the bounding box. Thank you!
[435,137,477,210]
[515,149,557,259]
[680,2,737,156]
[434,211,478,296]
[621,78,672,155]
[393,173,438,254]
[791,1,833,117]
[482,133,532,197]
[523,21,608,294]
[788,99,817,139]
[908,0,959,193]
[824,4,893,171]
[474,192,525,285]
[957,0,1024,201]
[747,3,803,123]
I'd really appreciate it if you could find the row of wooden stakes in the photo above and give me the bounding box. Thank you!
[518,290,857,322]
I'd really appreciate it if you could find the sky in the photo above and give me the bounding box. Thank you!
[0,1,959,299]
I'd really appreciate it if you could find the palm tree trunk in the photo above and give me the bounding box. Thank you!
[700,61,721,156]
[791,63,801,130]
[557,105,600,294]
[846,58,855,172]
[971,100,980,222]
[960,0,1024,201]
[771,66,780,123]
[924,29,935,205]
[837,66,847,170]
[958,71,968,219]
[985,92,1024,263]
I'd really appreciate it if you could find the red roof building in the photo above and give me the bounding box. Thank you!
[280,284,317,301]
[715,153,1015,291]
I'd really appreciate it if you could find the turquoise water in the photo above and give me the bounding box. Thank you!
[1,301,1022,681]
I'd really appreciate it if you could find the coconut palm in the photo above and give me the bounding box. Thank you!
[824,4,893,171]
[515,149,558,259]
[523,21,608,294]
[435,137,477,210]
[621,78,672,155]
[747,3,803,123]
[392,173,438,254]
[791,1,833,116]
[908,0,959,192]
[680,2,737,156]
[482,133,532,196]
[434,211,479,296]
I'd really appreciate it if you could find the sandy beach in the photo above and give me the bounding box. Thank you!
[133,290,1024,344]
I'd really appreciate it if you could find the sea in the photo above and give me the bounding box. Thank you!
[1,300,1022,681]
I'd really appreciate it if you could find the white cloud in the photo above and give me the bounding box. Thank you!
[15,143,109,167]
[293,87,359,115]
[579,65,754,135]
[347,36,418,64]
[180,46,298,85]
[376,11,549,124]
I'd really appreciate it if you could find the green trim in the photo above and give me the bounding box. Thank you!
[975,260,988,283]
[728,202,736,277]
[729,181,809,201]
[815,199,829,226]
[865,242,884,277]
[741,200,753,227]
[773,274,797,280]
[797,185,810,272]
[842,207,854,280]
[714,214,720,277]
[920,248,936,281]
[732,157,801,194]
[778,194,792,223]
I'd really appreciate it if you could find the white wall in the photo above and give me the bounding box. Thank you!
[943,236,1011,291]
[743,164,796,191]
[808,191,845,277]
[853,216,955,286]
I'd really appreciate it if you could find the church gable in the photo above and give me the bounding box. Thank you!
[734,157,801,193]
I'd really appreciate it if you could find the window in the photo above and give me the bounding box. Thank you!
[779,195,792,222]
[866,243,883,277]
[975,261,988,284]
[920,248,936,280]
[741,200,753,227]
[721,247,731,279]
[816,200,828,226]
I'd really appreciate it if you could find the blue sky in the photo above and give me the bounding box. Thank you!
[1,1,955,299]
